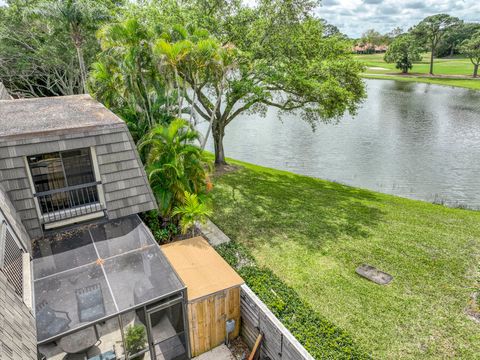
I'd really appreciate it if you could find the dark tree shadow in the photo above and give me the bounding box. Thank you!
[211,165,385,251]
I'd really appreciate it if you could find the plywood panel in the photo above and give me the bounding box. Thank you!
[188,287,241,357]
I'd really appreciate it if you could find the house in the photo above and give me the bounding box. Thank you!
[0,94,190,359]
[353,43,388,54]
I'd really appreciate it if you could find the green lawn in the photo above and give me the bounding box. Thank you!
[356,53,480,90]
[210,159,480,359]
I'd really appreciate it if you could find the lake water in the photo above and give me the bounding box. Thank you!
[200,79,480,209]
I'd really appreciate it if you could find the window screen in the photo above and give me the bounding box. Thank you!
[0,224,24,297]
[27,148,100,215]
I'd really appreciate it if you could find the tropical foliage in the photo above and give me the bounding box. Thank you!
[138,118,211,219]
[172,191,212,236]
[89,0,366,165]
[90,17,173,141]
[124,324,147,358]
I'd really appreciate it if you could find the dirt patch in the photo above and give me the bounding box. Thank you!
[466,291,480,323]
[214,163,242,177]
[228,337,250,359]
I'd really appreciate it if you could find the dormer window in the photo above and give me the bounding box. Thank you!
[26,148,105,228]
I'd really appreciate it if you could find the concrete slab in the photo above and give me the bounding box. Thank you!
[197,219,231,246]
[356,264,393,285]
[193,345,235,360]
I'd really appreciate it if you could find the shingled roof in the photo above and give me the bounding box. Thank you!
[0,94,157,240]
[0,94,124,140]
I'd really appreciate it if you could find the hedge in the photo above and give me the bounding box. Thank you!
[216,241,371,360]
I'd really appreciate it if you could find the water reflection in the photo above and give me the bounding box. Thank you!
[200,79,480,209]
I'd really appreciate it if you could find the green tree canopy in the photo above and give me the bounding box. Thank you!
[411,14,462,74]
[0,0,115,97]
[89,17,174,141]
[459,31,480,78]
[361,29,386,48]
[90,0,366,165]
[384,34,422,74]
[436,23,480,57]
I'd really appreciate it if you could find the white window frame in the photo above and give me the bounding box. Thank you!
[24,146,106,229]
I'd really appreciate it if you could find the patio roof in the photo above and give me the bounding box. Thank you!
[32,215,184,344]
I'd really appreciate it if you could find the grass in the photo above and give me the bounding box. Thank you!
[210,159,480,359]
[356,53,480,90]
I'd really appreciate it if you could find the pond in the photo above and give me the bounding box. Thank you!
[200,79,480,209]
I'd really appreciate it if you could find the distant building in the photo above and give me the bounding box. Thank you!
[353,43,388,54]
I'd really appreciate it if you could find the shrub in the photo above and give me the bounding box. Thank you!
[172,191,212,236]
[216,242,370,359]
[124,324,147,358]
[141,210,179,244]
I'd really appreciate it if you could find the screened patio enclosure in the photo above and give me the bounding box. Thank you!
[33,215,189,360]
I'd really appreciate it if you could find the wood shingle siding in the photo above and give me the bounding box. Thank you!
[0,272,37,360]
[0,95,157,240]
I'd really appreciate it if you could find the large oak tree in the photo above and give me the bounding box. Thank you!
[156,0,365,165]
[91,0,366,165]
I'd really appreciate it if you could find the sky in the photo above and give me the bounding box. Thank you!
[0,0,478,38]
[318,0,480,38]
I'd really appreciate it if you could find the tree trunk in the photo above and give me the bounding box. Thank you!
[474,64,479,78]
[201,121,212,150]
[429,48,434,75]
[76,45,87,93]
[213,127,226,165]
[71,26,86,94]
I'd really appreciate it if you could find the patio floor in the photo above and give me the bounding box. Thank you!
[192,345,235,360]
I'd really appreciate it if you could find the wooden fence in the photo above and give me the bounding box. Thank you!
[240,284,315,360]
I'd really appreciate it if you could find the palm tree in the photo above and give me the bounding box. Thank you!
[172,191,212,236]
[138,119,211,218]
[153,29,193,118]
[37,0,108,93]
[91,17,172,138]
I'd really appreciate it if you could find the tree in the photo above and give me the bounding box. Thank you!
[384,35,422,74]
[35,0,109,93]
[411,14,462,75]
[138,119,211,218]
[319,18,344,38]
[90,17,173,141]
[437,23,480,57]
[459,32,480,78]
[138,0,365,165]
[385,27,404,45]
[360,29,385,52]
[0,0,112,97]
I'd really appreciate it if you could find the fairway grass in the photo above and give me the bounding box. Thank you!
[356,53,480,90]
[210,160,480,359]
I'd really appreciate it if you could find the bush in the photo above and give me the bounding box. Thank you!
[216,242,370,359]
[141,210,179,244]
[124,324,147,358]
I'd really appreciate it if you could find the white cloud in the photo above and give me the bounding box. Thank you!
[317,0,480,37]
